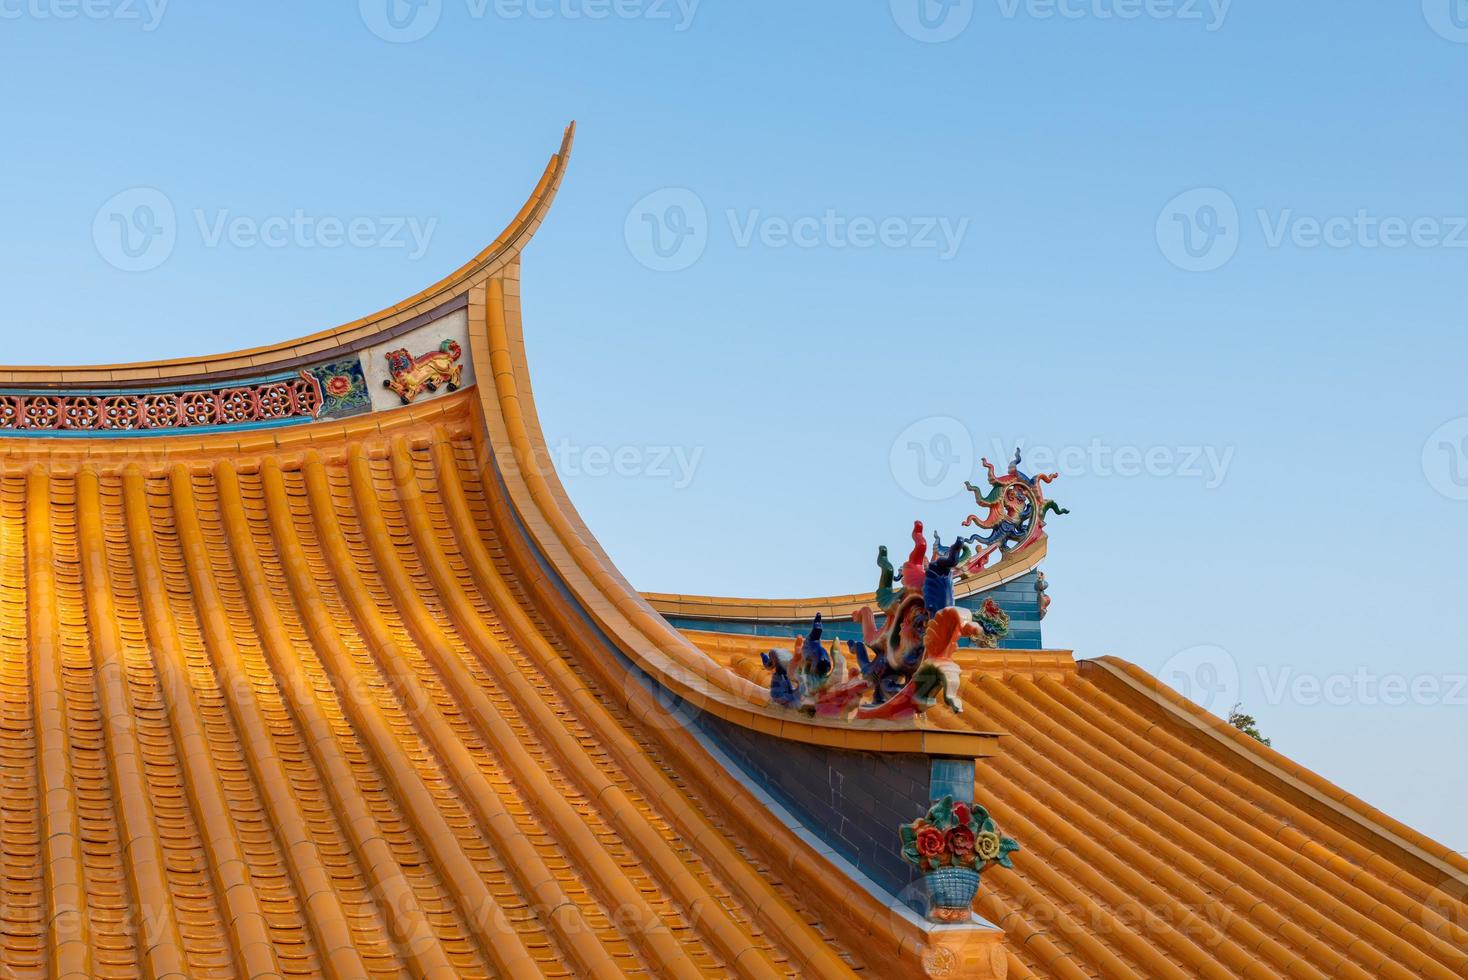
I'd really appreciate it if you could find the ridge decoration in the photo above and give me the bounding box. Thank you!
[760,449,1066,721]
[383,339,464,404]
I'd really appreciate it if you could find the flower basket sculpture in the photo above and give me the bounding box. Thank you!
[900,796,1019,922]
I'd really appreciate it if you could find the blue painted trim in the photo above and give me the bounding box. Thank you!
[0,415,311,439]
[930,759,976,805]
[664,615,1042,649]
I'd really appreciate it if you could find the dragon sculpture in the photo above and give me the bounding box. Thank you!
[759,455,1065,722]
[959,448,1068,575]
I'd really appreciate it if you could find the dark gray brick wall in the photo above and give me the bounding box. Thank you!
[696,711,961,899]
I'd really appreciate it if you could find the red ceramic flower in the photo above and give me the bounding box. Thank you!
[325,375,354,398]
[953,802,972,826]
[916,826,945,858]
[948,826,976,859]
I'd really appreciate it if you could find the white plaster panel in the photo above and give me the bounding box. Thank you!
[364,309,476,411]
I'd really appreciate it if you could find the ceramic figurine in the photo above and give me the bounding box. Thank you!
[899,796,1019,922]
[383,339,464,404]
[960,448,1068,575]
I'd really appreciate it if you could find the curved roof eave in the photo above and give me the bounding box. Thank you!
[0,122,576,388]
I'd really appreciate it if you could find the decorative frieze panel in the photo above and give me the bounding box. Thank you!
[0,306,475,437]
[0,375,322,432]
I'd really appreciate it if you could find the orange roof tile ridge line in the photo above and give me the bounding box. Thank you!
[1085,656,1468,880]
[423,425,950,975]
[419,433,861,978]
[0,122,575,384]
[323,443,715,980]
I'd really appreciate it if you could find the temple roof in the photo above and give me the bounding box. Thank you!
[0,400,872,979]
[694,631,1468,979]
[1,125,1464,979]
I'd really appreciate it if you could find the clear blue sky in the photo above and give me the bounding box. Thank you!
[2,3,1465,852]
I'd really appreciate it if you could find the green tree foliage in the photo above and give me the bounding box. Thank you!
[1228,703,1271,747]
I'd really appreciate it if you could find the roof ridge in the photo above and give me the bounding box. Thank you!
[1085,655,1468,883]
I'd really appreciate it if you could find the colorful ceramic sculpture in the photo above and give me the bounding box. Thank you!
[383,339,464,404]
[759,614,859,716]
[762,509,1021,720]
[960,449,1068,575]
[899,796,1019,922]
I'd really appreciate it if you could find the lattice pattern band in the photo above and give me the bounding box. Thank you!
[0,374,322,431]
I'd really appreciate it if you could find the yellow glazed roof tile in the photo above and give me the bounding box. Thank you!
[0,404,873,979]
[687,630,1468,980]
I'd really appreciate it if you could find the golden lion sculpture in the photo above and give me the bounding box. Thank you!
[382,339,464,404]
